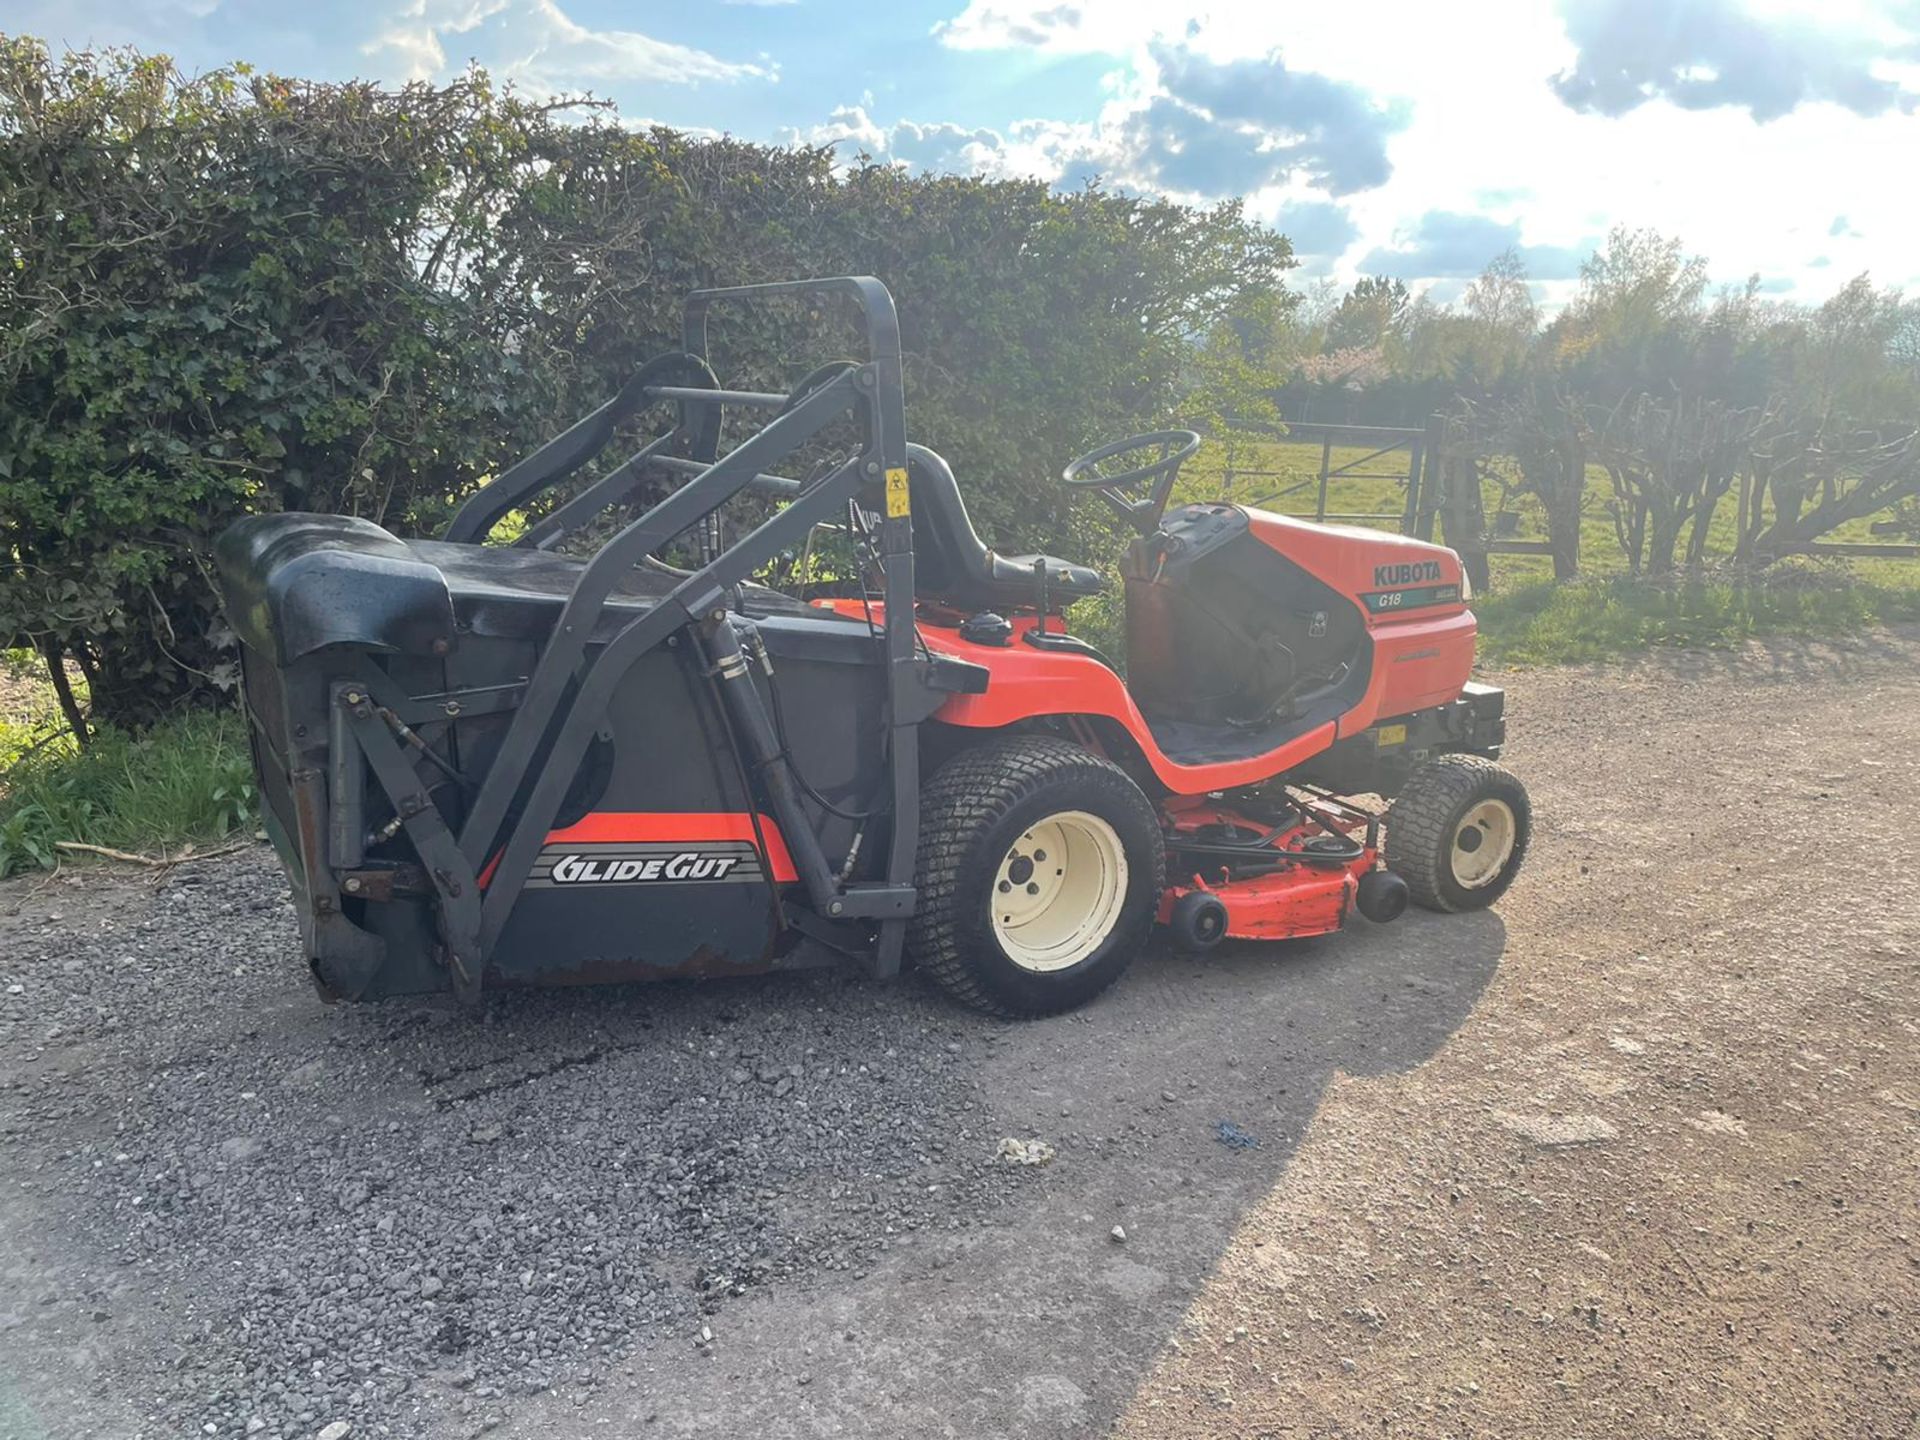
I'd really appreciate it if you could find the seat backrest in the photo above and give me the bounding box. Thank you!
[904,444,996,601]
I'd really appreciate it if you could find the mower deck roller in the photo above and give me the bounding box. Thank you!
[218,277,1527,1013]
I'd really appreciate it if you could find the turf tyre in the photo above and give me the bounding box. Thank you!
[909,735,1164,1017]
[1386,755,1530,913]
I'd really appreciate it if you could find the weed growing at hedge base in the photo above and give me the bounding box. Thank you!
[0,709,256,878]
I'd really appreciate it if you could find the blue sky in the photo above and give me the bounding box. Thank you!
[11,0,1920,304]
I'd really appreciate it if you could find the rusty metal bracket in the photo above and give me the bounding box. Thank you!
[337,863,431,903]
[335,682,487,1009]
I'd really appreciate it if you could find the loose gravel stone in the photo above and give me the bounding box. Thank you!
[1492,1109,1619,1147]
[0,849,1016,1439]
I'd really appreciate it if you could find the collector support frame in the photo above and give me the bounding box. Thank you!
[371,277,923,1003]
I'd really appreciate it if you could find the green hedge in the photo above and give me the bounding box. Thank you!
[0,39,1290,727]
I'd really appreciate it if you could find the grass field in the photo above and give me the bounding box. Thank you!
[1176,432,1915,574]
[1,648,57,771]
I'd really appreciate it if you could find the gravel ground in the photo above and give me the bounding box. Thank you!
[4,626,1919,1440]
[0,864,1020,1439]
[1114,628,1920,1438]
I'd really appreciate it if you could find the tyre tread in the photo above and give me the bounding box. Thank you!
[1386,754,1527,913]
[909,734,1161,1017]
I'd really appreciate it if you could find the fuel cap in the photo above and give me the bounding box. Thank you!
[958,611,1014,646]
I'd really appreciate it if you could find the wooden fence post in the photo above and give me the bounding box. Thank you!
[1316,435,1333,523]
[1437,452,1492,593]
[1414,414,1445,540]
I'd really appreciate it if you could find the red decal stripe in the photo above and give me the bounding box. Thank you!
[479,812,799,890]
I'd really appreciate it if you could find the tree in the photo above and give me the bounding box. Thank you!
[1549,227,1709,407]
[1786,274,1920,423]
[0,40,1293,725]
[1478,384,1588,580]
[1743,421,1920,559]
[1325,276,1411,351]
[1573,226,1709,330]
[1461,249,1537,378]
[1187,286,1298,491]
[1593,395,1764,574]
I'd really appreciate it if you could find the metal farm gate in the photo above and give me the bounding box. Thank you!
[1220,418,1436,532]
[1216,415,1592,591]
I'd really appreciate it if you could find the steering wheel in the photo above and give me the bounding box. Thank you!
[1061,429,1203,534]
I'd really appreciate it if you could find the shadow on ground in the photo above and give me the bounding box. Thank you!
[1603,619,1920,686]
[0,850,1500,1440]
[509,908,1506,1439]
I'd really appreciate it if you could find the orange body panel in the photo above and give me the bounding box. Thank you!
[1239,508,1476,735]
[1240,508,1465,605]
[1342,610,1479,734]
[814,601,1339,794]
[817,506,1472,797]
[1162,866,1357,940]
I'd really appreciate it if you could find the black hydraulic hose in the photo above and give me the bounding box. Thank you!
[694,617,841,910]
[758,635,891,823]
[699,661,788,937]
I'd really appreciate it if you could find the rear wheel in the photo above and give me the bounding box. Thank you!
[910,735,1164,1017]
[1386,755,1530,912]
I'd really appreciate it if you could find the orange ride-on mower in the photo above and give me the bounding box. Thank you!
[217,277,1527,1016]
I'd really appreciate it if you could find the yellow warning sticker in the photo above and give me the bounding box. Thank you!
[1376,723,1408,747]
[884,465,911,518]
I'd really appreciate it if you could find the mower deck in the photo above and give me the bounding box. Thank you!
[1159,794,1384,943]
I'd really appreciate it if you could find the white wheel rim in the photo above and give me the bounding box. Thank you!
[989,810,1129,973]
[1450,799,1517,889]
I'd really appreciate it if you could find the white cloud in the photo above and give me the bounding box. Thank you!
[920,0,1920,299]
[364,0,772,89]
[1551,0,1920,120]
[802,104,889,153]
[934,1,1146,53]
[524,0,770,84]
[365,0,506,81]
[795,105,1012,176]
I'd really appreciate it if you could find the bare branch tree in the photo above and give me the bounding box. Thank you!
[1592,394,1763,575]
[1466,386,1589,580]
[1747,424,1920,558]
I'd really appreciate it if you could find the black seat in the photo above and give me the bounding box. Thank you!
[906,445,1104,613]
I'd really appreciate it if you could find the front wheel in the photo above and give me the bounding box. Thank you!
[909,735,1164,1017]
[1386,755,1530,912]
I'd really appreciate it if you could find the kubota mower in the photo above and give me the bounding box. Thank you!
[217,277,1527,1016]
